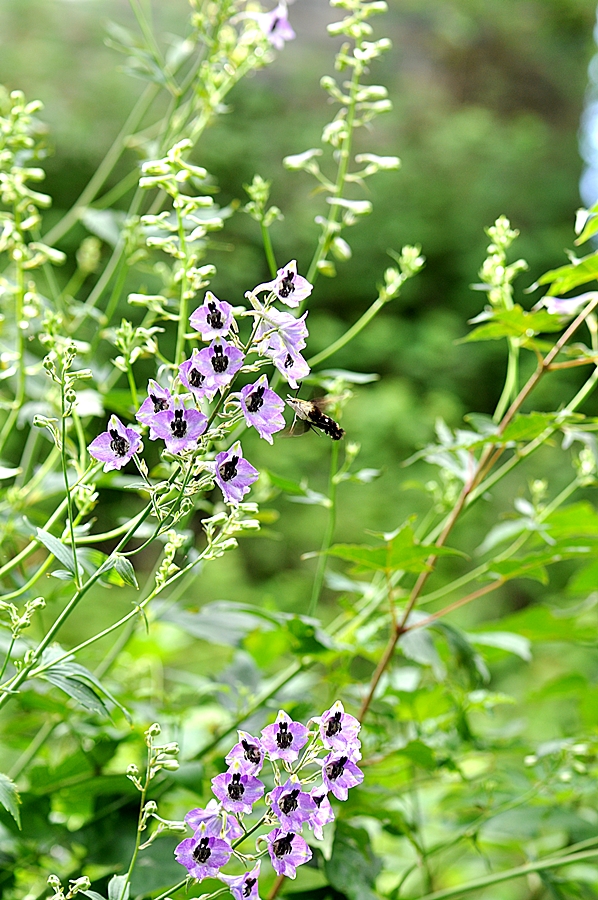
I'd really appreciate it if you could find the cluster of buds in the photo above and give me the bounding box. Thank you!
[175,702,363,895]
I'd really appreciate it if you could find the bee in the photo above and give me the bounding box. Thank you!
[285,396,345,441]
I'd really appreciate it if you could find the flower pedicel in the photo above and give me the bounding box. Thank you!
[175,703,364,894]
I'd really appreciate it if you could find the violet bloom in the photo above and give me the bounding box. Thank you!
[266,829,312,879]
[179,349,216,401]
[225,731,265,775]
[219,861,261,900]
[136,380,173,438]
[268,342,310,390]
[175,831,232,881]
[190,291,234,340]
[256,308,309,356]
[211,761,265,815]
[185,800,243,842]
[239,375,285,444]
[307,788,334,841]
[271,777,317,833]
[260,710,309,763]
[316,700,361,754]
[541,293,594,316]
[214,442,259,505]
[321,753,364,801]
[88,415,142,472]
[149,398,207,454]
[191,338,245,393]
[252,260,310,307]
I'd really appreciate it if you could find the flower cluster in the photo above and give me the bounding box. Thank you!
[87,261,313,505]
[175,702,362,892]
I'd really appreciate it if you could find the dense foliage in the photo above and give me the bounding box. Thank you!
[3,2,598,900]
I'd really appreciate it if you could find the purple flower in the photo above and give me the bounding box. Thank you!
[185,800,243,842]
[211,762,265,815]
[260,710,309,763]
[239,375,285,444]
[88,415,142,472]
[219,861,261,900]
[271,777,317,832]
[255,308,309,355]
[268,341,310,390]
[307,788,334,840]
[321,753,364,801]
[189,338,244,393]
[175,831,232,881]
[253,3,295,51]
[136,380,173,437]
[214,442,259,505]
[315,700,361,754]
[179,350,216,401]
[190,291,235,340]
[252,260,310,307]
[225,731,265,775]
[541,293,593,316]
[266,829,312,878]
[148,398,207,454]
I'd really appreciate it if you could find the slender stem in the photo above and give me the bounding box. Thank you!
[416,847,598,900]
[308,440,340,615]
[0,635,16,682]
[174,205,189,368]
[308,295,386,368]
[261,221,278,277]
[493,337,519,423]
[120,740,152,900]
[61,387,81,589]
[8,718,57,780]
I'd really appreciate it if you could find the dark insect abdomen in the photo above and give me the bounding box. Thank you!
[309,408,345,441]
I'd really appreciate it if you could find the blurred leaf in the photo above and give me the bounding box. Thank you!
[325,822,382,900]
[161,601,276,647]
[397,740,436,770]
[462,305,563,342]
[80,208,125,246]
[37,650,131,721]
[108,875,129,900]
[536,252,598,295]
[0,773,21,828]
[400,626,445,679]
[467,631,532,661]
[285,616,337,655]
[327,525,462,573]
[433,621,490,687]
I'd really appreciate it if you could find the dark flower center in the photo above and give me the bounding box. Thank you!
[279,788,300,815]
[109,429,129,457]
[284,354,293,369]
[326,756,348,781]
[206,301,224,330]
[170,409,187,438]
[279,271,295,298]
[211,345,229,374]
[243,878,256,898]
[219,455,239,482]
[313,794,324,808]
[241,739,261,765]
[192,837,211,863]
[150,394,169,413]
[270,16,280,33]
[188,367,205,388]
[246,385,265,413]
[272,833,294,857]
[326,711,342,737]
[227,772,245,801]
[276,721,293,749]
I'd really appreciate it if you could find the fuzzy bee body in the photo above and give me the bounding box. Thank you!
[285,397,345,441]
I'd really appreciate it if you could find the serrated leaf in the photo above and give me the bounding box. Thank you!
[461,305,563,343]
[536,252,598,295]
[36,527,76,573]
[327,525,462,574]
[0,772,21,827]
[500,412,557,442]
[113,555,139,589]
[325,822,382,900]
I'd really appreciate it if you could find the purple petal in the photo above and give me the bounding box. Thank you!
[266,829,311,878]
[260,710,309,762]
[189,292,235,340]
[214,442,259,505]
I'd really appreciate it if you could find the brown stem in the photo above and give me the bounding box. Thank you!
[267,874,286,900]
[358,294,598,723]
[402,580,504,633]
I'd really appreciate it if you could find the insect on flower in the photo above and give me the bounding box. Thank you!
[285,396,345,441]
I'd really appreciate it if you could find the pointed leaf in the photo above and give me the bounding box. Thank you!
[36,527,76,573]
[0,772,21,828]
[113,555,139,589]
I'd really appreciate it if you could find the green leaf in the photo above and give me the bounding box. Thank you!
[285,616,336,655]
[35,527,76,573]
[461,305,563,343]
[113,555,139,589]
[433,620,490,687]
[325,821,382,900]
[500,412,557,442]
[397,740,436,770]
[265,470,309,496]
[37,650,131,721]
[108,875,129,900]
[0,772,21,828]
[161,601,276,647]
[327,525,462,574]
[536,251,598,295]
[467,630,532,661]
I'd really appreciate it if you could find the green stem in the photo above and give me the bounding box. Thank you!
[261,221,278,277]
[493,336,519,423]
[308,295,386,368]
[8,718,57,780]
[120,740,152,900]
[309,440,340,615]
[416,847,598,900]
[174,204,190,368]
[0,635,16,683]
[61,388,81,589]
